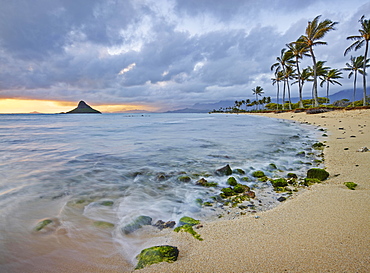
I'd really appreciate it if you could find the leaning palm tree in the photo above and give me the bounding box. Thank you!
[271,48,294,110]
[320,68,343,105]
[287,37,310,108]
[344,16,370,106]
[343,56,369,106]
[271,70,284,110]
[284,65,295,110]
[292,67,313,108]
[308,61,329,105]
[252,86,264,110]
[296,15,338,107]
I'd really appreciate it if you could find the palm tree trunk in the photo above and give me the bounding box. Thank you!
[326,81,330,105]
[287,79,292,110]
[363,41,369,106]
[282,80,286,110]
[310,46,319,107]
[353,71,357,107]
[276,82,280,111]
[296,56,304,108]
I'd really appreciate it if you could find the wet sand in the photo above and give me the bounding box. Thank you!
[138,109,370,272]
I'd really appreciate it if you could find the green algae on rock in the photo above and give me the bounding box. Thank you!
[122,215,152,234]
[178,216,200,226]
[93,221,115,228]
[227,177,238,186]
[100,200,114,206]
[174,224,203,241]
[34,219,53,231]
[135,245,179,270]
[306,168,329,181]
[344,182,358,190]
[271,178,288,188]
[252,170,265,178]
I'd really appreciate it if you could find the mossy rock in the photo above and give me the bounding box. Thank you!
[34,219,53,231]
[203,202,213,207]
[258,176,269,182]
[287,173,298,179]
[178,175,191,182]
[227,177,238,186]
[233,184,249,193]
[100,200,114,206]
[303,178,321,186]
[344,182,357,190]
[271,178,288,187]
[306,168,329,181]
[233,168,245,175]
[135,245,179,269]
[252,171,265,178]
[220,187,235,197]
[93,221,115,228]
[312,142,325,150]
[269,163,277,170]
[215,164,232,176]
[122,215,152,234]
[178,216,200,226]
[241,177,250,182]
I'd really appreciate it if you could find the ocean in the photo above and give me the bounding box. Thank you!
[0,113,322,271]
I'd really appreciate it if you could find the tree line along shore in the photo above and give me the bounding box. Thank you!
[213,15,370,113]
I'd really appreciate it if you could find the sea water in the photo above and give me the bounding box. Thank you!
[0,113,322,271]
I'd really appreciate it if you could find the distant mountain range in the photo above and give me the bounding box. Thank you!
[167,88,369,113]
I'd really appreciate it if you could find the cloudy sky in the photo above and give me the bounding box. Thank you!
[0,0,369,113]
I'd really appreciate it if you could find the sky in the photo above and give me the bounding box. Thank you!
[0,0,369,113]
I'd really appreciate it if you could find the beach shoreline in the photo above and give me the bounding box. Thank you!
[139,109,370,272]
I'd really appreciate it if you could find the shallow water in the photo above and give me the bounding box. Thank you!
[0,113,322,271]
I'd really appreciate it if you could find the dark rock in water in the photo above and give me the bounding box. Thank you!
[153,220,176,230]
[135,245,179,269]
[215,164,232,176]
[65,101,101,114]
[122,215,152,234]
[277,196,286,202]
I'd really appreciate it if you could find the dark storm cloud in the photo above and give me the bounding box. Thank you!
[0,0,369,110]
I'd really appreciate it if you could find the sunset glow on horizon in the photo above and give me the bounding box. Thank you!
[0,99,159,114]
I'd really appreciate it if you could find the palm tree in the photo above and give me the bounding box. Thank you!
[292,67,313,108]
[287,37,310,108]
[296,15,338,107]
[252,86,264,110]
[343,56,369,106]
[308,61,329,105]
[344,16,370,106]
[284,65,295,110]
[271,48,294,110]
[271,70,284,110]
[320,68,343,105]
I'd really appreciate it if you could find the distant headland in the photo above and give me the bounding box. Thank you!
[62,101,101,114]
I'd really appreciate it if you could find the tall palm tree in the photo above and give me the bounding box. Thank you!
[292,67,313,108]
[252,86,264,110]
[343,56,369,106]
[320,68,343,105]
[271,70,284,110]
[308,61,329,105]
[296,15,338,107]
[287,37,310,108]
[284,65,295,110]
[271,48,294,110]
[344,16,370,106]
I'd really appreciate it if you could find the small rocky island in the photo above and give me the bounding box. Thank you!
[64,101,101,114]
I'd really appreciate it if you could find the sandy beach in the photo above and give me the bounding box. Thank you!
[138,109,370,273]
